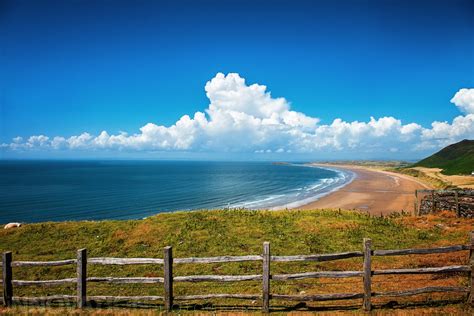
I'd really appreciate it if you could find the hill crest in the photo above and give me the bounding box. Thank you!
[414,139,474,175]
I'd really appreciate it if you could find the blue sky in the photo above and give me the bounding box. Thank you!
[1,0,473,160]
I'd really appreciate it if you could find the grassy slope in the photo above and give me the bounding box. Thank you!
[414,139,474,175]
[0,209,473,313]
[390,167,450,189]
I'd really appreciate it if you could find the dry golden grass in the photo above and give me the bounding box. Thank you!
[411,167,474,189]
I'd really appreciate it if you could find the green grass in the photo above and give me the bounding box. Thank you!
[0,209,472,312]
[0,209,445,261]
[413,139,474,175]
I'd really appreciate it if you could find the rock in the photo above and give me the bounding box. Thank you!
[4,222,22,229]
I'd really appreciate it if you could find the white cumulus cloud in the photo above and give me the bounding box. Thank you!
[451,88,474,114]
[2,73,474,156]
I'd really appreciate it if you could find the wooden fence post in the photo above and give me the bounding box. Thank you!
[363,238,372,311]
[262,242,270,313]
[414,190,418,215]
[468,231,473,305]
[431,190,436,213]
[77,248,87,308]
[2,252,12,307]
[455,191,460,217]
[164,246,173,312]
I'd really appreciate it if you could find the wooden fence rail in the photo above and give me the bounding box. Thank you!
[2,231,473,312]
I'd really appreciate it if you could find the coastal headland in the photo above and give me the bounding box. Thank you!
[297,164,432,215]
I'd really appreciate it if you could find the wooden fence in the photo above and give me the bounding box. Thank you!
[2,232,473,312]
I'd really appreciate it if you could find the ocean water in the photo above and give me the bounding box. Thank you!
[0,160,354,223]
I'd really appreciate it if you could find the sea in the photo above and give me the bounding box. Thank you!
[0,160,354,223]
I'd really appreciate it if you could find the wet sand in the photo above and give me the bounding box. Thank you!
[297,164,432,215]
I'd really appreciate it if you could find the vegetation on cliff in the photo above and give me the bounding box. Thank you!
[414,139,474,175]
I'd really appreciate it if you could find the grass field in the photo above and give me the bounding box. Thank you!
[0,208,473,314]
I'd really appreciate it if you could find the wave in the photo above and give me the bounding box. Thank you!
[230,165,356,210]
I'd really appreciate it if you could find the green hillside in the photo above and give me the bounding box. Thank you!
[413,139,474,175]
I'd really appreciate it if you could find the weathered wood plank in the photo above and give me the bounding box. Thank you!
[363,238,372,311]
[414,190,418,215]
[271,251,363,262]
[272,293,364,301]
[13,295,76,303]
[416,189,474,195]
[12,259,76,267]
[164,246,173,312]
[175,294,260,300]
[21,247,463,266]
[89,257,164,265]
[262,242,270,313]
[13,278,76,286]
[3,252,13,307]
[455,191,460,217]
[174,275,261,282]
[373,286,469,297]
[272,271,363,280]
[373,245,469,256]
[174,255,262,264]
[432,190,436,213]
[88,277,164,284]
[89,256,261,265]
[468,231,473,305]
[373,265,470,275]
[88,295,164,301]
[77,249,87,309]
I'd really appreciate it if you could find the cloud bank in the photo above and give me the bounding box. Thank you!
[2,73,474,156]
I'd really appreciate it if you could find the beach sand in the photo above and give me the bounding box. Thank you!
[296,164,432,215]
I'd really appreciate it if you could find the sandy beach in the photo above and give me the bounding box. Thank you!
[297,164,432,215]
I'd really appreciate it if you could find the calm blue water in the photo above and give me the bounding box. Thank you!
[0,161,353,223]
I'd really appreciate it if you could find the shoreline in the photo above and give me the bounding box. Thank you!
[269,164,356,210]
[295,163,432,215]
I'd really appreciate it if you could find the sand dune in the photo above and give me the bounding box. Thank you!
[412,167,474,189]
